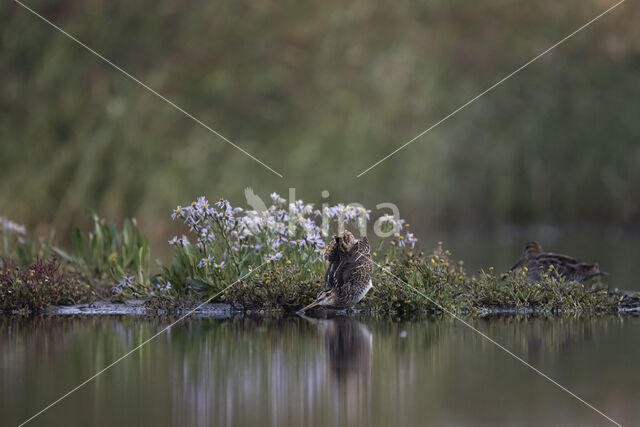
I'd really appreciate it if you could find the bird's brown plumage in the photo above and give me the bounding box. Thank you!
[510,241,606,283]
[300,231,373,312]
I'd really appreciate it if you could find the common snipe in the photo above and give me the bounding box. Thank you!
[299,231,373,312]
[510,241,606,283]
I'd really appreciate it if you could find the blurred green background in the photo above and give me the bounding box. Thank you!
[1,1,639,255]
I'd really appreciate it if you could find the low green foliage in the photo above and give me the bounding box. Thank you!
[361,244,620,315]
[0,257,93,314]
[55,212,151,294]
[363,245,468,315]
[149,195,635,314]
[156,238,248,298]
[159,240,627,315]
[225,262,323,311]
[2,204,637,316]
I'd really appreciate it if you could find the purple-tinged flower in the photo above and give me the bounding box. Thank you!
[199,226,215,243]
[186,215,201,233]
[198,256,214,267]
[112,275,135,295]
[0,217,27,235]
[266,252,283,262]
[156,281,172,292]
[171,206,185,220]
[168,235,190,247]
[119,276,135,287]
[405,232,418,249]
[197,196,210,210]
[270,238,283,251]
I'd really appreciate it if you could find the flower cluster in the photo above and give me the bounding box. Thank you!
[112,275,135,296]
[170,196,242,251]
[403,233,418,248]
[112,274,172,298]
[377,213,404,231]
[168,235,190,247]
[376,214,418,248]
[157,281,172,292]
[168,193,419,281]
[320,203,370,232]
[198,255,225,270]
[151,281,172,296]
[235,198,319,254]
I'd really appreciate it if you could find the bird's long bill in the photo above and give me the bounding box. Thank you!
[299,299,323,313]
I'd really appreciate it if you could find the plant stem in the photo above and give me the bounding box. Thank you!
[215,218,241,275]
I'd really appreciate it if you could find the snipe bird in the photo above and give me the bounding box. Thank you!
[510,241,606,283]
[299,231,373,312]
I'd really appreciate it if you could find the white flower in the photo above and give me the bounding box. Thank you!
[405,233,418,248]
[270,192,286,204]
[0,217,26,235]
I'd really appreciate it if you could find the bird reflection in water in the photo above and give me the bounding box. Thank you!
[300,315,373,424]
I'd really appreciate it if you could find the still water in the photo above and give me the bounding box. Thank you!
[2,314,639,426]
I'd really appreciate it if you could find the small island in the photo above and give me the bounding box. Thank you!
[2,195,639,317]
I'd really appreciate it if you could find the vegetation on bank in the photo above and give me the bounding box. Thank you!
[1,195,638,315]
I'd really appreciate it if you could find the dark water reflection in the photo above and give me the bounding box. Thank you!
[2,314,639,427]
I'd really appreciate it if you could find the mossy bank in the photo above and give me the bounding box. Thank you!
[2,196,639,316]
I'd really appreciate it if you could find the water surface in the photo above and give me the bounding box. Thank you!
[1,315,639,427]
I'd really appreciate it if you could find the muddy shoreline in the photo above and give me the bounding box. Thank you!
[45,300,244,318]
[33,299,640,318]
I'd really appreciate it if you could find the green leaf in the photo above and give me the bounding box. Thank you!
[186,277,213,293]
[122,219,131,248]
[71,227,84,258]
[52,247,75,262]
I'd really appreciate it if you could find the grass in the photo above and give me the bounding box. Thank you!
[53,212,151,296]
[360,244,623,315]
[212,243,627,316]
[1,201,638,316]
